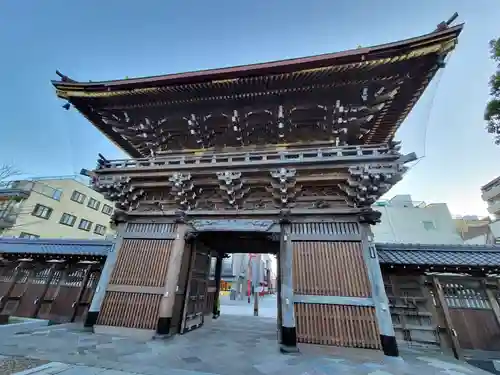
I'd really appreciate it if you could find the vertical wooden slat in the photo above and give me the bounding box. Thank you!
[98,292,162,330]
[293,242,370,297]
[110,240,173,287]
[97,223,177,331]
[291,221,378,349]
[294,304,379,348]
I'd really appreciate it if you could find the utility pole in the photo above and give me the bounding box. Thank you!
[253,254,261,316]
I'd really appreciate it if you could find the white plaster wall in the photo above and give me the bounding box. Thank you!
[372,202,464,244]
[464,235,488,245]
[490,220,500,239]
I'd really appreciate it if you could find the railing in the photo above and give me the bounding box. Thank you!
[96,143,399,171]
[482,183,500,202]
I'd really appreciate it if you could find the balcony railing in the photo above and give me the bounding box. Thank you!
[482,183,500,202]
[0,206,20,229]
[487,200,500,216]
[0,180,33,200]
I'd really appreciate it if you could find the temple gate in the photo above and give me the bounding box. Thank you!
[51,21,463,356]
[0,238,109,323]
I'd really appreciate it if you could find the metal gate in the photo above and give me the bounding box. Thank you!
[180,242,211,333]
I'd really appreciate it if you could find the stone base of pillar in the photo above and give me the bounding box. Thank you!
[280,326,298,353]
[156,317,172,335]
[380,335,399,357]
[84,311,99,328]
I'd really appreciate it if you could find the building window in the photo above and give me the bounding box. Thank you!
[32,204,53,219]
[71,190,86,204]
[60,213,77,227]
[52,189,63,201]
[87,198,100,211]
[78,219,93,232]
[94,224,106,236]
[19,232,40,239]
[102,204,113,216]
[32,182,63,201]
[422,221,436,231]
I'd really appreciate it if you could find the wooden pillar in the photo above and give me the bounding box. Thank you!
[0,261,26,312]
[31,263,59,318]
[71,265,93,322]
[85,224,125,327]
[276,249,282,342]
[212,254,223,318]
[483,279,500,327]
[360,225,399,357]
[157,224,188,335]
[431,276,462,360]
[280,224,297,352]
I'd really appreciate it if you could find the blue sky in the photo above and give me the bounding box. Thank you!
[0,0,498,216]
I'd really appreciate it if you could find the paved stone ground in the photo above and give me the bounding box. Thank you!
[0,306,493,375]
[219,294,278,318]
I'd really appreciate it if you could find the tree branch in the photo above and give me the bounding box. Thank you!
[0,164,21,184]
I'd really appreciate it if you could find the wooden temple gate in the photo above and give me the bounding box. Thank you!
[94,222,216,336]
[383,272,500,357]
[0,259,102,323]
[52,20,462,356]
[291,221,380,348]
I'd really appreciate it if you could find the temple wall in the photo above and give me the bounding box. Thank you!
[290,221,381,349]
[95,222,177,336]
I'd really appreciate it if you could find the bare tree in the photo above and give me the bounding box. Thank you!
[0,164,20,186]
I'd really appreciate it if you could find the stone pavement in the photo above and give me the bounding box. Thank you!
[0,316,493,375]
[219,294,277,318]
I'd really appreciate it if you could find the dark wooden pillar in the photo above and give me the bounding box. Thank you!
[32,263,59,318]
[212,254,223,318]
[71,265,93,322]
[432,276,462,360]
[0,261,27,312]
[280,225,297,352]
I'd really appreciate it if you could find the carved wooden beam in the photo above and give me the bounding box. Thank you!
[268,168,300,208]
[339,162,408,207]
[167,172,199,211]
[216,171,249,209]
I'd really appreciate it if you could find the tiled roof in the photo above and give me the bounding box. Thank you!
[376,243,500,267]
[0,238,113,256]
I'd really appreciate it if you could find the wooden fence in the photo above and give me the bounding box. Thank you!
[0,261,101,323]
[384,273,500,355]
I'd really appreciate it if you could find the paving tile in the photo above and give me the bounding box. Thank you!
[0,299,495,375]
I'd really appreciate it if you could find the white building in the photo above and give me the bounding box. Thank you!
[481,176,500,220]
[464,220,500,245]
[0,176,115,239]
[211,253,273,293]
[372,195,464,245]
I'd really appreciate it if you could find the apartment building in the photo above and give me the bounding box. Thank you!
[454,215,491,241]
[481,175,500,220]
[0,176,115,239]
[372,194,464,244]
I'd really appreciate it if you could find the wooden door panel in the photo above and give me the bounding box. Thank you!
[180,243,211,334]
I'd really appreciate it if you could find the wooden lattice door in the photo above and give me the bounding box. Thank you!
[180,243,211,333]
